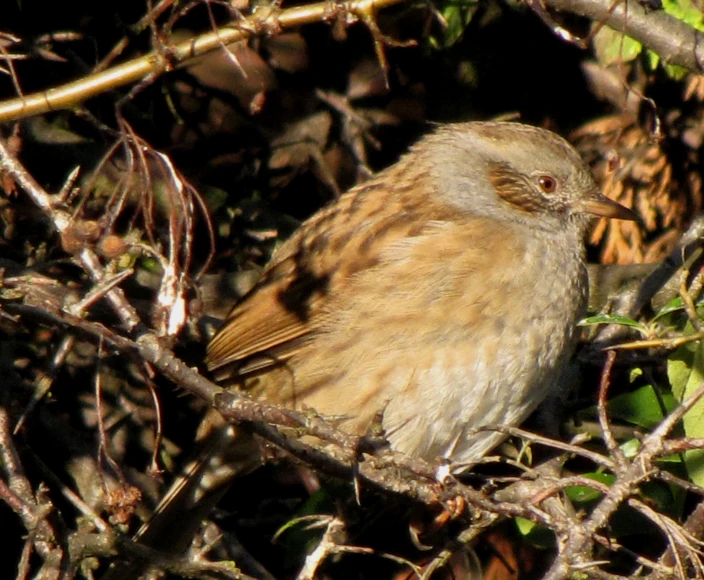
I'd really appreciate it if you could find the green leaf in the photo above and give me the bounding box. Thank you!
[652,296,685,322]
[662,0,704,31]
[515,516,535,536]
[576,385,676,434]
[579,314,648,335]
[565,472,615,503]
[667,339,704,486]
[139,256,162,274]
[201,184,229,213]
[514,516,554,548]
[593,26,642,67]
[647,49,660,70]
[664,63,689,81]
[606,384,676,429]
[28,116,89,145]
[668,340,702,401]
[601,2,704,79]
[435,0,479,47]
[620,438,642,459]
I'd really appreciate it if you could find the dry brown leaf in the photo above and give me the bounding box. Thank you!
[573,115,698,264]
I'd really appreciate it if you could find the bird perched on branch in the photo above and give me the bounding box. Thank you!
[104,120,636,577]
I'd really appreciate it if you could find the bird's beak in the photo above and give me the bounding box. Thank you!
[577,191,638,222]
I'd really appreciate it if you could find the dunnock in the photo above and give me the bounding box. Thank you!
[109,121,636,571]
[206,120,635,462]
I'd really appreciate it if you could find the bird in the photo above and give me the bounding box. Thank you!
[105,121,636,575]
[205,120,635,463]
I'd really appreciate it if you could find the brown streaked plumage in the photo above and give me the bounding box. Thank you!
[488,161,546,213]
[105,121,636,576]
[204,121,634,463]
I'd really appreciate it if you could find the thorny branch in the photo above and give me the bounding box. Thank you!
[0,0,408,122]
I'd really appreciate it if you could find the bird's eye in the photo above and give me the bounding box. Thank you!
[538,175,557,193]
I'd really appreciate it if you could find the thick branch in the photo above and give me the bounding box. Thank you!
[546,0,704,72]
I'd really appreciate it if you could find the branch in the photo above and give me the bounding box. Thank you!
[0,0,407,123]
[544,0,704,72]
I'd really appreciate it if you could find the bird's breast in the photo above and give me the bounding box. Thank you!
[266,220,589,465]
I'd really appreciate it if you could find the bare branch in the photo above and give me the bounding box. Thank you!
[545,0,704,72]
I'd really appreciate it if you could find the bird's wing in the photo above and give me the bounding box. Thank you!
[205,160,452,377]
[205,254,331,374]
